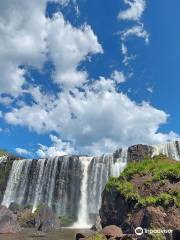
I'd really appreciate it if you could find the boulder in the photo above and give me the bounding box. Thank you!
[0,205,21,233]
[34,204,60,232]
[17,208,35,228]
[75,233,85,240]
[101,225,124,238]
[100,187,135,230]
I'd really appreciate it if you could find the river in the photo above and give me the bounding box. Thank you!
[0,228,92,240]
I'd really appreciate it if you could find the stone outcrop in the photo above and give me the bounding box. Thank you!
[34,204,60,232]
[0,205,21,234]
[127,144,153,162]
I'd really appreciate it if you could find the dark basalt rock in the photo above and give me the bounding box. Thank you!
[127,144,153,162]
[99,187,136,232]
[0,205,21,233]
[75,233,85,240]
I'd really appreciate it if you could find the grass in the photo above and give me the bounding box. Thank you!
[121,154,180,181]
[105,155,180,208]
[87,233,106,240]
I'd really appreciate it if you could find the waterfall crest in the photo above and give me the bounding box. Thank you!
[152,140,180,160]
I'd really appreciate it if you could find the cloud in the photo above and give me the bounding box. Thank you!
[0,1,102,96]
[47,13,103,89]
[147,86,154,93]
[0,96,13,106]
[121,25,149,44]
[118,0,146,21]
[111,71,126,83]
[118,0,148,65]
[36,134,75,158]
[5,75,178,155]
[15,148,31,156]
[0,0,49,96]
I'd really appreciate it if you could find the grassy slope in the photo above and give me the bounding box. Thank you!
[106,154,180,208]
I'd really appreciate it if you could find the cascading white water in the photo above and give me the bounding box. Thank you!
[2,140,180,229]
[152,140,180,160]
[111,149,127,177]
[1,150,129,228]
[0,155,8,164]
[73,157,92,228]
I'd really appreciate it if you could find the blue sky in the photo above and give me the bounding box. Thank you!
[0,0,179,157]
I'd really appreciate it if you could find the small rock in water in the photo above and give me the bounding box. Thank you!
[75,232,85,240]
[31,231,47,238]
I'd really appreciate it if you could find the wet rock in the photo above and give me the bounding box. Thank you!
[0,205,21,233]
[34,204,60,232]
[75,232,85,240]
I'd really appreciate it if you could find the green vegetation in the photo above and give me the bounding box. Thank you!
[0,149,8,157]
[59,215,76,226]
[106,155,180,208]
[121,154,180,181]
[34,202,45,213]
[0,158,13,190]
[86,233,106,240]
[17,209,35,228]
[139,192,180,208]
[106,177,139,201]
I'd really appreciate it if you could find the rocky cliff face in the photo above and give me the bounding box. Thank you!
[127,144,153,162]
[100,155,180,240]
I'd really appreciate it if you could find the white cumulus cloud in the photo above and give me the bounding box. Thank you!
[5,75,178,155]
[15,148,31,156]
[118,0,146,21]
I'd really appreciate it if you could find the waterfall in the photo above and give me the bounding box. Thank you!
[1,140,180,228]
[2,150,128,227]
[152,140,180,160]
[2,156,83,218]
[73,157,92,228]
[0,156,8,164]
[86,149,127,218]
